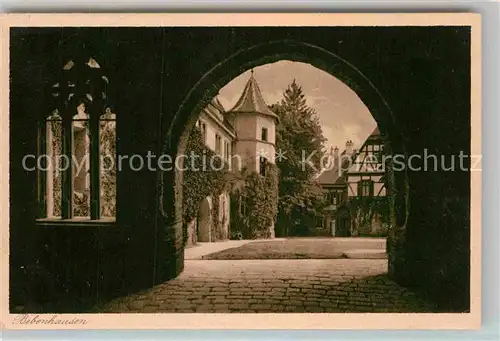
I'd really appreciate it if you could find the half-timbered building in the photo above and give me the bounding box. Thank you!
[344,127,389,236]
[316,145,353,237]
[317,127,389,237]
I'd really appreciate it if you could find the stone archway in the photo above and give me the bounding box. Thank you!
[160,39,410,283]
[197,197,212,242]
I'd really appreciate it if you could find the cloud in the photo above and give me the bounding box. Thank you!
[306,95,330,107]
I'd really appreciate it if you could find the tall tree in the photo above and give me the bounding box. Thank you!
[270,80,327,236]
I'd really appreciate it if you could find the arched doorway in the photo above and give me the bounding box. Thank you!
[160,39,409,278]
[197,197,212,242]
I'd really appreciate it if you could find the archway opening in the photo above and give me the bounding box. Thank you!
[162,40,408,251]
[157,42,413,314]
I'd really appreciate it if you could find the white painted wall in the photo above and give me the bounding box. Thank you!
[256,115,276,144]
[255,141,276,164]
[197,111,233,160]
[232,114,257,140]
[193,105,277,242]
[347,174,385,197]
[233,141,259,172]
[230,114,277,171]
[193,110,234,242]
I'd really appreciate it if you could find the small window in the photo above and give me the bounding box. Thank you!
[200,122,207,143]
[358,180,374,197]
[239,195,247,216]
[261,127,268,142]
[326,191,336,205]
[215,134,221,154]
[224,141,230,162]
[259,156,268,176]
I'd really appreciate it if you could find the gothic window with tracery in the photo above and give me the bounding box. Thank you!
[39,56,116,220]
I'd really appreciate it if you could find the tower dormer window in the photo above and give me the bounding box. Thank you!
[261,127,268,142]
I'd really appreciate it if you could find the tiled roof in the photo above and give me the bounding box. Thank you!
[202,96,236,135]
[228,72,278,121]
[317,151,351,186]
[318,126,382,185]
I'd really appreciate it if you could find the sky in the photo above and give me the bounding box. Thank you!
[216,60,377,153]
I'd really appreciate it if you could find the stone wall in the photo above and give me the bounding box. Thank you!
[10,26,471,312]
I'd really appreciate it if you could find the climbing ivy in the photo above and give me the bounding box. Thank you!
[182,127,236,245]
[210,194,226,241]
[229,164,279,239]
[229,188,249,239]
[348,196,391,236]
[182,127,280,243]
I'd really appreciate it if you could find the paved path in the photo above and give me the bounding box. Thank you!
[98,259,436,313]
[185,240,256,260]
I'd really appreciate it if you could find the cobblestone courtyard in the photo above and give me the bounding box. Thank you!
[98,259,437,313]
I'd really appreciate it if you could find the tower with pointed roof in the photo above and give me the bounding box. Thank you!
[226,70,279,173]
[225,70,279,238]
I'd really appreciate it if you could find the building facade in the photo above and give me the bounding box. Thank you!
[318,127,389,237]
[185,97,235,246]
[225,70,278,174]
[186,71,279,246]
[10,27,472,313]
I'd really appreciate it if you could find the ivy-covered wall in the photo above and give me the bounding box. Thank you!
[229,164,279,239]
[183,126,279,243]
[347,196,391,237]
[182,127,233,245]
[211,192,230,241]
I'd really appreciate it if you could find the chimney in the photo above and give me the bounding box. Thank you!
[345,140,354,155]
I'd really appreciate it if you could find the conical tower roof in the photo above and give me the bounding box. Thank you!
[228,70,278,121]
